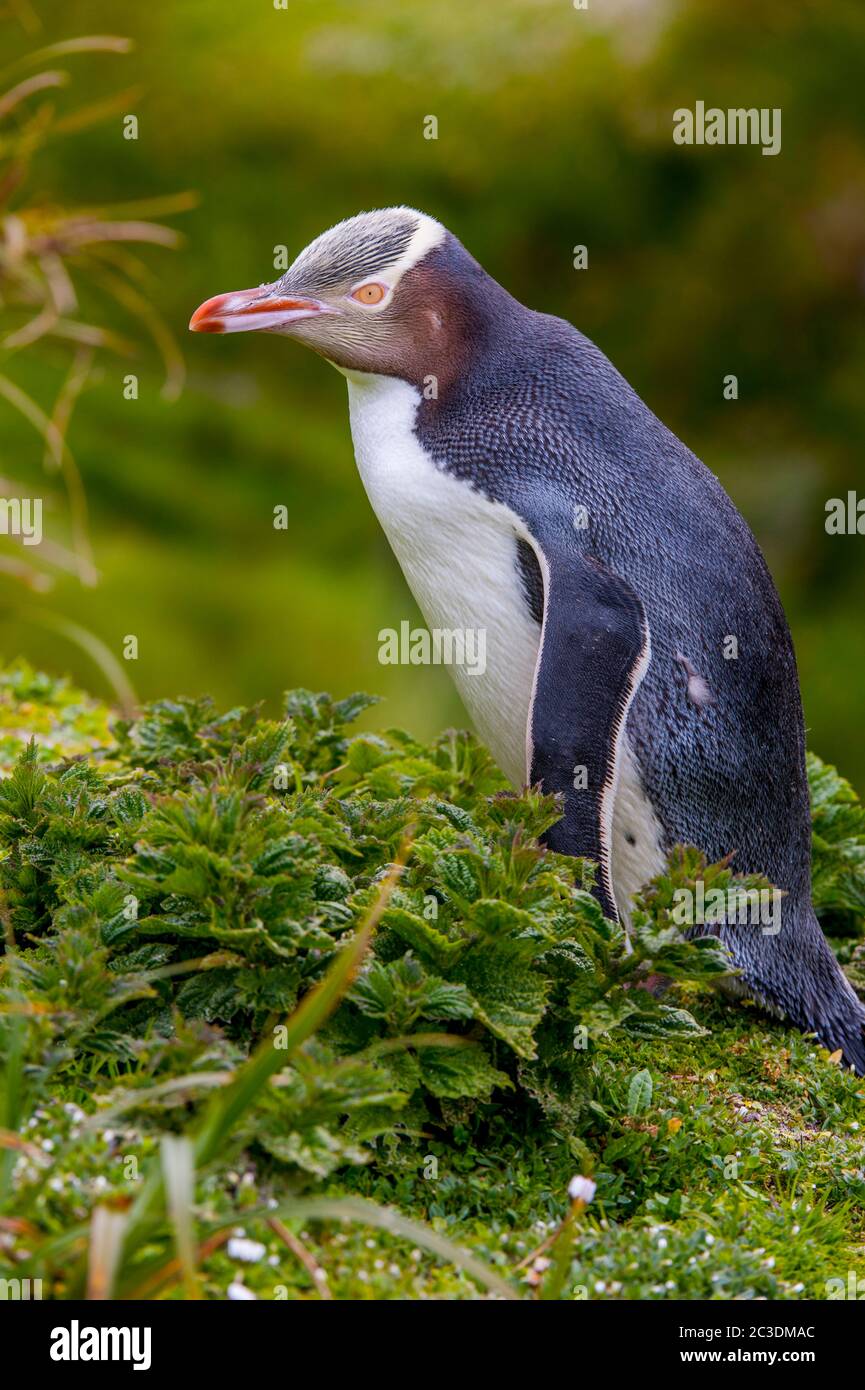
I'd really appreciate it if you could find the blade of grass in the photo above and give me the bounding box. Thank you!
[0,1127,46,1164]
[3,302,59,351]
[160,1136,199,1299]
[48,319,137,353]
[44,345,97,585]
[0,37,133,81]
[84,261,185,400]
[0,370,67,466]
[82,1072,233,1130]
[0,1012,25,1208]
[123,1188,519,1304]
[10,609,136,714]
[52,85,145,137]
[86,1205,127,1300]
[0,553,51,590]
[268,1196,518,1301]
[0,70,68,120]
[42,219,181,251]
[80,191,199,221]
[267,1217,332,1299]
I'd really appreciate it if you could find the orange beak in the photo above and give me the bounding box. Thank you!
[189,286,334,334]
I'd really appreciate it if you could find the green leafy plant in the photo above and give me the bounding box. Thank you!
[1,669,863,1300]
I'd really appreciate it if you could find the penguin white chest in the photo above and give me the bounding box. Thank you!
[345,372,540,787]
[343,371,665,920]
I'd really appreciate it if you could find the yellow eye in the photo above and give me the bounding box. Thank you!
[351,282,386,305]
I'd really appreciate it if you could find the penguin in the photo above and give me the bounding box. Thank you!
[190,206,865,1072]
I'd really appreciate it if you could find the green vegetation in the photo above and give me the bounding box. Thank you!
[1,666,863,1300]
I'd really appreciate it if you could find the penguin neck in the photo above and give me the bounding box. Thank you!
[421,256,525,400]
[386,243,528,401]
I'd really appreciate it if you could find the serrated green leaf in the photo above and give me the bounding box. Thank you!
[416,1041,512,1100]
[624,1005,708,1040]
[453,942,548,1058]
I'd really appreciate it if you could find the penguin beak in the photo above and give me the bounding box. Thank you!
[189,285,335,334]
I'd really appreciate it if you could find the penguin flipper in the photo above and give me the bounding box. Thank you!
[527,540,649,920]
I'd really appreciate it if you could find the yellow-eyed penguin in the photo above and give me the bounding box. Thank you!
[190,206,865,1071]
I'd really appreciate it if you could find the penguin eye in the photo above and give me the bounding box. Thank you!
[350,282,387,306]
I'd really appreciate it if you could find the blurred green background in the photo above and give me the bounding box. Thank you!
[2,0,864,786]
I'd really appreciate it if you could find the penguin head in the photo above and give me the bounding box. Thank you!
[190,206,504,386]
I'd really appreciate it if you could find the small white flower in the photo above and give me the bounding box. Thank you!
[568,1175,597,1204]
[227,1281,257,1300]
[227,1236,266,1263]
